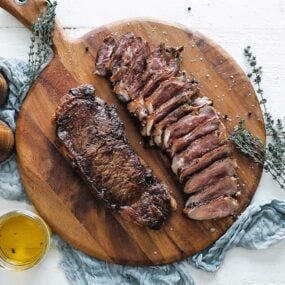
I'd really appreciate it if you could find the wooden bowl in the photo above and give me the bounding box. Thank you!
[0,73,8,107]
[0,120,14,162]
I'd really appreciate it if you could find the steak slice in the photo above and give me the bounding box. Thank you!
[144,76,190,113]
[179,144,232,182]
[163,105,217,149]
[152,96,211,147]
[142,83,199,137]
[185,177,238,208]
[183,196,238,220]
[171,124,227,177]
[55,84,176,229]
[110,35,144,84]
[184,158,237,194]
[127,45,182,120]
[113,42,150,102]
[95,36,116,76]
[170,116,221,157]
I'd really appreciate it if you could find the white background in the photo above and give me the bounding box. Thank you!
[0,0,285,284]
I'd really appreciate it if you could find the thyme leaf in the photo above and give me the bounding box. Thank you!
[25,0,57,83]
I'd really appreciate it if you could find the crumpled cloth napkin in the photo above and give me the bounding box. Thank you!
[1,58,285,285]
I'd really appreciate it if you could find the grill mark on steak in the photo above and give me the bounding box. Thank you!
[185,177,238,208]
[183,196,239,220]
[55,84,176,229]
[184,158,237,194]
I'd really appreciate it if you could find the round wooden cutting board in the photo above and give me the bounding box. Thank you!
[0,0,266,265]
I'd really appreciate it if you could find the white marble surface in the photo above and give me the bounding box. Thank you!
[0,0,285,284]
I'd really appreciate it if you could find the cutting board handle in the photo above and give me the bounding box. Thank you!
[0,0,65,51]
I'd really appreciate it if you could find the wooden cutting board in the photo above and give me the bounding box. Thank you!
[0,0,266,266]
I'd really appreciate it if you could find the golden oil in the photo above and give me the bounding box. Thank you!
[0,211,50,271]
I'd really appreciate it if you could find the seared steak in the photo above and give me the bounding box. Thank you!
[95,33,240,221]
[55,84,176,229]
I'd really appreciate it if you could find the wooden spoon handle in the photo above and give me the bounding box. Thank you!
[0,0,65,51]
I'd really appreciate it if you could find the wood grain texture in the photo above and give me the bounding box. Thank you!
[0,0,266,266]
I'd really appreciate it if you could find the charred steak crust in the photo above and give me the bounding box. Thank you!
[55,84,176,229]
[95,33,240,221]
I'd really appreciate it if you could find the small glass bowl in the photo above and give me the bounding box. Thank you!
[0,210,50,271]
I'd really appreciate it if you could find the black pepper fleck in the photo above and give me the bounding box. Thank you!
[224,114,228,120]
[187,7,191,12]
[85,46,89,52]
[11,248,16,254]
[248,112,252,117]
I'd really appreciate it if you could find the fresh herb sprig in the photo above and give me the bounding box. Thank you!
[230,47,285,189]
[26,0,57,83]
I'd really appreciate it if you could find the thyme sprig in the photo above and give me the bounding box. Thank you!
[26,0,57,83]
[229,120,265,164]
[230,47,285,189]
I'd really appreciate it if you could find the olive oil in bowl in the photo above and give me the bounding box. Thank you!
[0,210,50,271]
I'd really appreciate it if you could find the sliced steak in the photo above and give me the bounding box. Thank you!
[144,76,190,113]
[185,177,238,208]
[142,83,199,137]
[172,124,227,178]
[95,33,241,221]
[138,45,182,99]
[184,158,237,194]
[55,84,176,229]
[180,144,232,182]
[95,36,116,76]
[183,196,238,220]
[152,96,211,147]
[113,42,150,102]
[110,36,144,84]
[170,116,221,157]
[127,45,182,120]
[163,105,217,149]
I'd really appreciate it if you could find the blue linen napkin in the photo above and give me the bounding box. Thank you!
[1,58,285,285]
